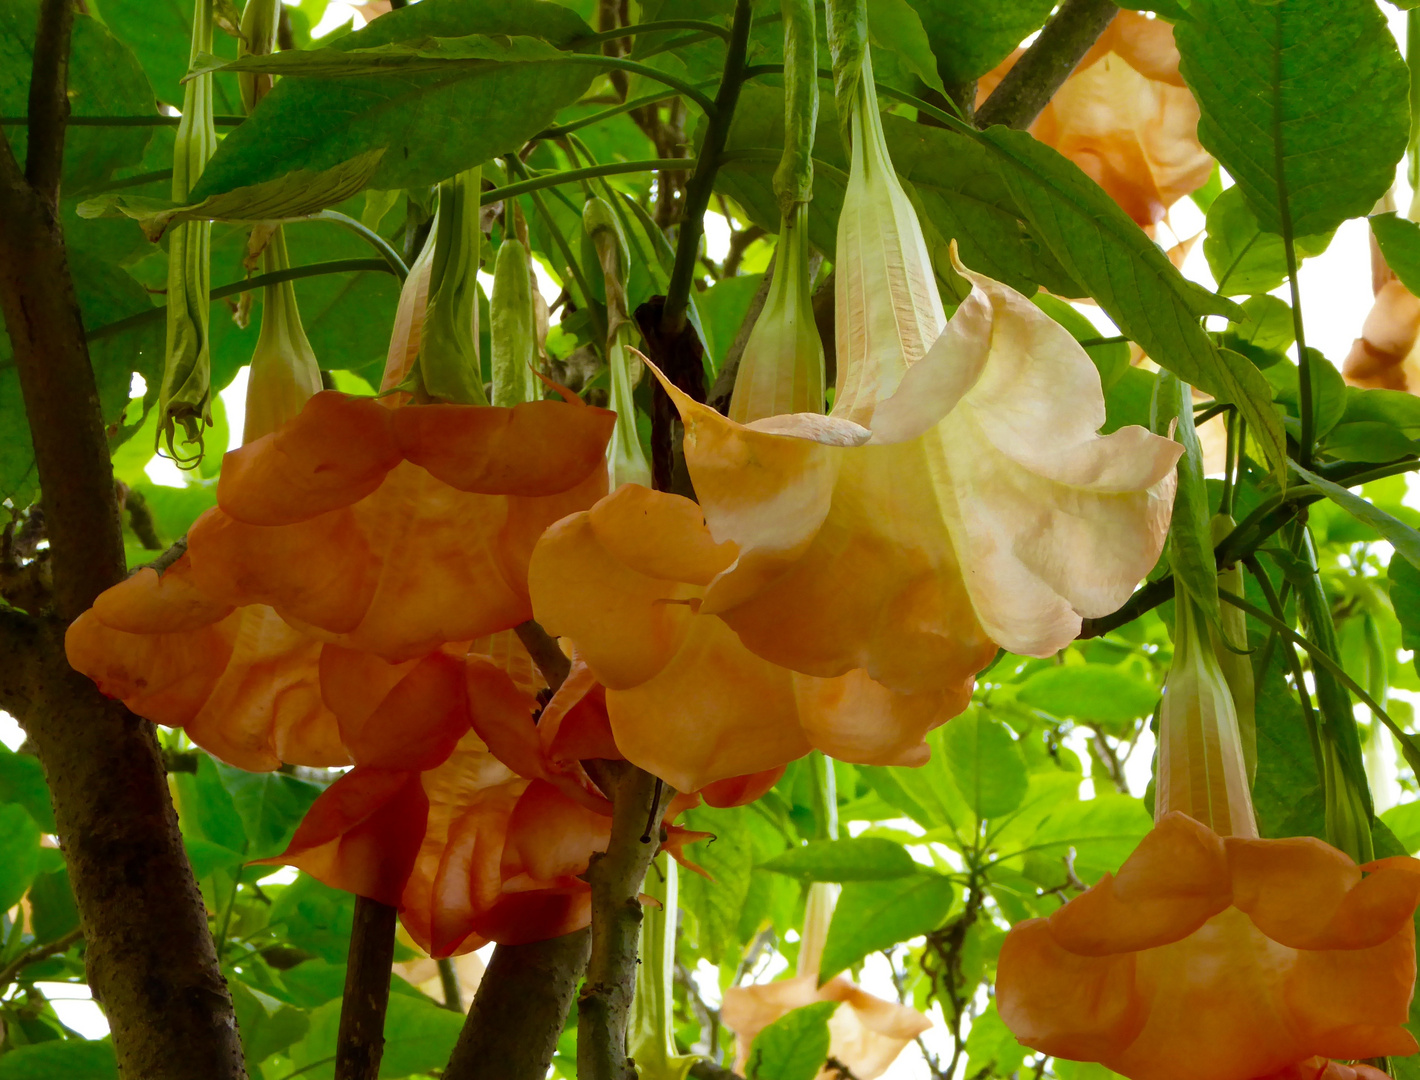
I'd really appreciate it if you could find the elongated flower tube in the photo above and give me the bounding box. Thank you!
[529,484,958,792]
[156,0,218,462]
[584,196,651,489]
[996,570,1420,1078]
[490,237,542,408]
[628,855,700,1080]
[237,0,279,112]
[244,229,323,443]
[978,11,1214,229]
[722,881,931,1079]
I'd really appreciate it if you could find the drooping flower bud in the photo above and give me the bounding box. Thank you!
[627,854,700,1079]
[413,166,489,406]
[243,229,322,443]
[156,0,218,463]
[490,237,542,408]
[584,196,651,489]
[237,0,279,113]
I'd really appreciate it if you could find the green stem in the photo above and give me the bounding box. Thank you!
[313,210,409,279]
[576,19,732,45]
[482,158,695,206]
[87,258,393,341]
[1242,558,1325,780]
[663,0,755,333]
[559,56,718,115]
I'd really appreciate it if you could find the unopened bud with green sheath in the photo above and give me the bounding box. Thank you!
[490,237,542,408]
[414,165,489,406]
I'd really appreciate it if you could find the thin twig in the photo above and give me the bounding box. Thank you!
[0,927,84,989]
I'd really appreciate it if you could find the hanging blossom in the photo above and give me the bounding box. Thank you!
[268,634,775,954]
[66,224,350,771]
[658,41,1181,707]
[995,582,1420,1080]
[722,882,932,1079]
[182,177,616,663]
[978,10,1214,230]
[1343,204,1420,394]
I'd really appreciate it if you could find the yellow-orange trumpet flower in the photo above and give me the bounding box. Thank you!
[978,10,1214,229]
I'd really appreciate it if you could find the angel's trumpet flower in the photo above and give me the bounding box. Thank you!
[243,229,323,444]
[652,40,1180,702]
[978,11,1214,229]
[722,883,931,1079]
[995,574,1420,1080]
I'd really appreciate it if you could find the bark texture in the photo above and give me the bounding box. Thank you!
[334,897,399,1080]
[444,930,592,1080]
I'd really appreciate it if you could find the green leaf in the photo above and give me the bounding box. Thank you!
[1015,664,1159,728]
[215,764,323,861]
[0,1041,118,1080]
[0,802,41,911]
[97,0,244,112]
[269,876,357,965]
[1252,647,1326,840]
[976,126,1286,481]
[747,1001,838,1080]
[1291,462,1420,570]
[0,745,54,833]
[903,0,1055,85]
[176,754,248,853]
[1176,0,1408,239]
[678,805,755,964]
[231,982,311,1069]
[290,992,463,1079]
[940,710,1028,821]
[1391,554,1420,682]
[190,32,571,80]
[698,273,764,372]
[1033,293,1129,390]
[760,838,920,882]
[859,726,974,838]
[1025,796,1153,884]
[1372,212,1420,297]
[867,0,945,94]
[1382,800,1420,855]
[1203,186,1333,297]
[1,4,157,193]
[28,863,80,945]
[964,1001,1028,1079]
[189,1,596,200]
[1226,295,1296,355]
[819,875,956,983]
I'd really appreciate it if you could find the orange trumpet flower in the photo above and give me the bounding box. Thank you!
[979,10,1214,228]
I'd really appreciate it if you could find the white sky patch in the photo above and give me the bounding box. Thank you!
[144,453,188,488]
[221,365,249,453]
[32,983,109,1040]
[0,712,24,751]
[309,2,365,38]
[702,211,733,265]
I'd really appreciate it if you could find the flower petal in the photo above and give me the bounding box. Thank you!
[90,557,232,633]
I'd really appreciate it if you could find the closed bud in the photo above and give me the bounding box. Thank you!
[490,238,541,408]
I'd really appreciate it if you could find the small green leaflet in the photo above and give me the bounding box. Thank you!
[1371,213,1420,297]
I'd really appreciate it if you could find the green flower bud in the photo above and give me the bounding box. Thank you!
[490,238,541,408]
[238,0,280,113]
[416,166,489,406]
[244,229,322,443]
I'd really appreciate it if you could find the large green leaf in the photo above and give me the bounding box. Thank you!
[1371,213,1420,297]
[1176,0,1408,239]
[859,726,974,839]
[746,1001,837,1080]
[760,837,920,882]
[189,0,597,201]
[291,992,463,1079]
[1391,555,1420,683]
[903,0,1055,86]
[678,804,755,964]
[1292,463,1420,570]
[1252,648,1326,840]
[818,874,955,983]
[215,764,323,861]
[0,801,42,911]
[977,126,1286,480]
[1024,796,1152,884]
[1,3,157,193]
[0,744,54,833]
[964,1001,1028,1079]
[95,0,244,113]
[940,710,1028,821]
[0,1041,118,1080]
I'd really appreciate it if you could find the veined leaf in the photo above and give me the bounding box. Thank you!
[189,0,596,200]
[1292,463,1420,570]
[188,33,570,80]
[1371,213,1420,297]
[941,711,1028,821]
[1391,556,1420,682]
[976,126,1287,482]
[1016,664,1159,728]
[1176,0,1408,239]
[0,1041,118,1080]
[818,875,956,984]
[79,151,384,240]
[903,0,1055,85]
[747,1002,837,1080]
[1203,186,1333,298]
[759,837,920,882]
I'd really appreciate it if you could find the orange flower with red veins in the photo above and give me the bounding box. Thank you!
[996,811,1420,1080]
[979,11,1214,228]
[184,389,614,661]
[529,483,959,793]
[64,554,349,771]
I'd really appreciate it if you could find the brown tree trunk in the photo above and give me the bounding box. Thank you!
[0,3,247,1077]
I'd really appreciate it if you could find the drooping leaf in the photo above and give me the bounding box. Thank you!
[215,764,324,861]
[940,710,1028,821]
[866,0,945,95]
[1292,463,1420,570]
[1252,648,1326,841]
[190,32,572,80]
[759,837,920,882]
[859,726,974,839]
[818,874,955,983]
[189,0,597,201]
[1175,0,1408,239]
[976,126,1286,481]
[0,801,42,911]
[746,1001,838,1080]
[1203,186,1333,297]
[1391,552,1420,683]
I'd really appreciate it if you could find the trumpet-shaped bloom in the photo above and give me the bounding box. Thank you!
[1343,278,1420,393]
[978,11,1213,228]
[64,555,349,771]
[185,390,614,661]
[529,484,960,792]
[655,254,1180,697]
[995,811,1420,1080]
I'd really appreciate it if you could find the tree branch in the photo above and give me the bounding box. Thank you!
[689,1062,747,1080]
[0,925,83,990]
[579,761,671,1080]
[516,618,572,693]
[443,929,592,1080]
[25,0,73,205]
[973,0,1117,131]
[334,897,398,1080]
